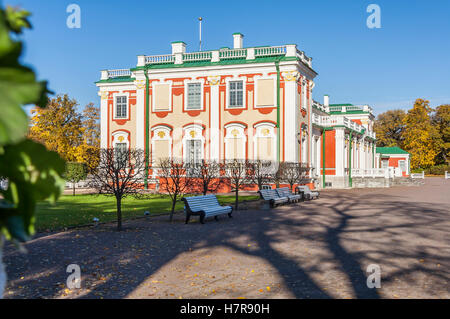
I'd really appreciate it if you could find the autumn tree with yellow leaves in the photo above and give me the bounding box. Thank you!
[28,94,100,168]
[374,109,406,147]
[77,102,100,169]
[402,99,440,169]
[432,104,450,165]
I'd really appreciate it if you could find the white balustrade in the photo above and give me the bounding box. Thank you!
[107,69,131,78]
[411,171,425,179]
[131,45,315,68]
[254,46,286,57]
[445,171,449,179]
[145,54,175,64]
[351,168,389,178]
[219,48,247,59]
[183,51,213,62]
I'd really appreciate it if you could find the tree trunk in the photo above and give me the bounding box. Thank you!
[73,182,76,196]
[169,194,177,222]
[116,196,122,231]
[235,188,239,211]
[0,237,6,299]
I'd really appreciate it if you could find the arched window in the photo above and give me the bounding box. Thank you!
[254,122,276,161]
[151,125,172,165]
[182,124,205,164]
[112,131,130,163]
[112,131,130,150]
[225,123,247,160]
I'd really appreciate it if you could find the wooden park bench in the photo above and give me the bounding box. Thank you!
[258,189,289,207]
[182,194,233,224]
[296,185,320,200]
[276,187,302,203]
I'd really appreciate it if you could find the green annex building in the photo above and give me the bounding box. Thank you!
[375,146,410,177]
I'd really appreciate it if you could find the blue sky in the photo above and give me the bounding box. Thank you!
[5,0,450,115]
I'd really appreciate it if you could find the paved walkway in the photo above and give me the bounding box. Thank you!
[3,178,449,299]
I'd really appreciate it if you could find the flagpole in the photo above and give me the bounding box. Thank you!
[198,17,202,51]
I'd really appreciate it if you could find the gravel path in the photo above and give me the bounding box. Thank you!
[3,178,449,299]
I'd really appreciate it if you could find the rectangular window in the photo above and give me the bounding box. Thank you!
[187,83,202,110]
[399,160,406,172]
[229,81,244,108]
[114,143,127,163]
[186,140,201,165]
[115,96,127,118]
[381,160,389,168]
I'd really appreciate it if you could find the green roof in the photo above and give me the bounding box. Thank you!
[329,103,353,106]
[95,76,134,84]
[376,147,409,155]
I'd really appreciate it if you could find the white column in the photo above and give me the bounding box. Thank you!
[209,76,220,161]
[283,72,298,162]
[335,128,345,177]
[135,73,146,150]
[99,90,108,149]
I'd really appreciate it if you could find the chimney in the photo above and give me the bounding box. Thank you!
[171,41,186,55]
[324,94,329,107]
[171,41,186,64]
[233,33,244,49]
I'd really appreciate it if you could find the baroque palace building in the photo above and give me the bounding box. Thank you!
[96,33,381,189]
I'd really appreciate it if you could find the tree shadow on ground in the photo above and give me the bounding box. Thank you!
[3,186,450,299]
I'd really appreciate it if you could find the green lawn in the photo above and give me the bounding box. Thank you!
[35,194,259,231]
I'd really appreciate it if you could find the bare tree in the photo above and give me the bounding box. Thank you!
[89,148,146,231]
[189,160,224,195]
[224,159,252,210]
[278,162,310,191]
[158,158,194,222]
[248,160,275,191]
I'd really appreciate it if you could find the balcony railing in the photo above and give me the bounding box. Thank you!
[106,69,131,78]
[141,44,312,67]
[312,100,327,112]
[312,114,376,139]
[329,104,373,114]
[145,54,175,64]
[102,44,315,80]
[219,48,247,59]
[183,51,213,62]
[254,46,286,57]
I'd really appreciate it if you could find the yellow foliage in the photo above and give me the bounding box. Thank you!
[402,99,439,169]
[28,95,99,169]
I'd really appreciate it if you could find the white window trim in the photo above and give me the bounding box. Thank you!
[301,79,307,111]
[253,75,277,108]
[225,78,246,109]
[253,122,276,161]
[398,160,406,172]
[112,92,129,119]
[184,79,204,111]
[224,123,247,161]
[182,124,205,163]
[151,125,173,165]
[112,131,130,149]
[152,81,172,112]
